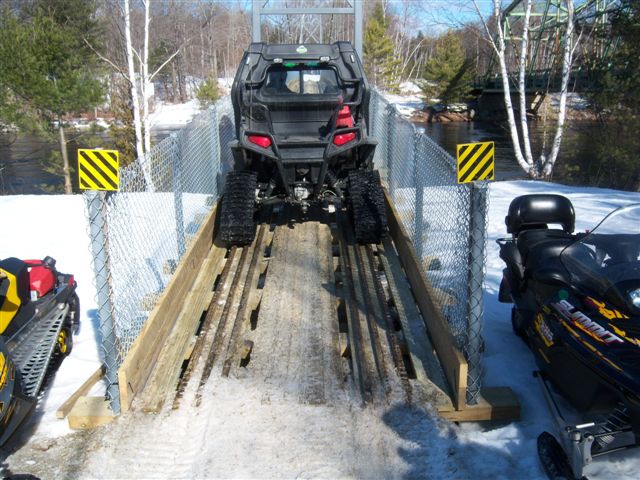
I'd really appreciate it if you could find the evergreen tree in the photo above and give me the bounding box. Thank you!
[196,77,221,108]
[421,30,474,105]
[363,3,401,91]
[0,0,104,193]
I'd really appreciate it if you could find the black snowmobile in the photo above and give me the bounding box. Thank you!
[0,256,79,445]
[223,41,386,245]
[497,194,640,479]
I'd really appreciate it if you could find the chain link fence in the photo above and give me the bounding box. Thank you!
[369,89,488,404]
[87,91,488,412]
[85,99,235,411]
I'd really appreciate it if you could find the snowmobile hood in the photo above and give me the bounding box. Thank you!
[560,203,640,316]
[550,295,640,399]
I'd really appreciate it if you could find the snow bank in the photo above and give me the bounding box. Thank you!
[149,99,202,129]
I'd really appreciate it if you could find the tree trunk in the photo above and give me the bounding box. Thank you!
[172,61,178,103]
[142,0,152,156]
[495,6,531,176]
[124,0,153,190]
[518,0,534,165]
[543,0,576,177]
[58,121,72,195]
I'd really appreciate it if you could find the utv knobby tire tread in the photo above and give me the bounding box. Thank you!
[221,171,257,246]
[349,170,388,244]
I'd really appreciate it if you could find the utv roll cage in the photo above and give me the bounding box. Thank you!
[229,41,376,200]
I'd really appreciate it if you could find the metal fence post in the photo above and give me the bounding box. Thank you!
[172,133,186,257]
[85,190,121,413]
[386,104,396,197]
[210,105,221,198]
[369,91,378,137]
[413,133,424,259]
[466,182,488,405]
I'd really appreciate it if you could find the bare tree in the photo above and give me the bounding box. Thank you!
[472,0,578,179]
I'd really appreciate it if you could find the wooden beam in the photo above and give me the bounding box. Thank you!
[139,242,227,412]
[438,387,520,422]
[56,364,105,419]
[385,191,468,410]
[67,396,115,429]
[118,204,218,412]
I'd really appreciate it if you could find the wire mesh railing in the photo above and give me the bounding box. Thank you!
[87,91,488,412]
[85,99,235,410]
[369,89,488,404]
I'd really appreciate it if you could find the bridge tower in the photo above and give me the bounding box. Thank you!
[251,0,363,57]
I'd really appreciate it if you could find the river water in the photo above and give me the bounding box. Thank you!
[418,119,600,182]
[0,129,177,194]
[0,120,600,194]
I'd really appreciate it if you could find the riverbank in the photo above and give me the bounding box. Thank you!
[404,92,597,124]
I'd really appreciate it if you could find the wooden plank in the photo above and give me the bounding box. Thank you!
[56,365,105,419]
[67,396,115,429]
[118,204,218,412]
[378,240,453,410]
[139,242,227,412]
[385,191,468,410]
[438,387,520,422]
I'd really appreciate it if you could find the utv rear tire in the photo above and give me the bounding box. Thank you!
[349,170,388,244]
[220,171,257,246]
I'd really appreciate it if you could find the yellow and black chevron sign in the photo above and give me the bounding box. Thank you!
[77,149,119,191]
[456,141,495,184]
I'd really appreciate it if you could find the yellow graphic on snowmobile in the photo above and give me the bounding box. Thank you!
[0,352,7,390]
[535,313,554,347]
[585,298,640,347]
[0,269,21,334]
[559,317,623,372]
[553,300,624,345]
[587,297,629,321]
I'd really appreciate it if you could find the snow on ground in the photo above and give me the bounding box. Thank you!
[149,99,202,129]
[2,181,640,479]
[382,82,426,117]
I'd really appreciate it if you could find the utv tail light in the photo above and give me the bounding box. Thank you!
[247,135,272,148]
[333,132,356,146]
[333,106,356,145]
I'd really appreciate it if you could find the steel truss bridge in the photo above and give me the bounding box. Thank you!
[477,0,627,94]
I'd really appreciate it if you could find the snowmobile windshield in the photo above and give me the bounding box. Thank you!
[262,66,343,96]
[561,204,640,312]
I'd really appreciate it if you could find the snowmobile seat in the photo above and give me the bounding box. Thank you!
[517,229,574,272]
[0,258,30,305]
[506,194,575,236]
[0,258,30,333]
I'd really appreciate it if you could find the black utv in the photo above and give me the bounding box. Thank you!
[221,41,387,245]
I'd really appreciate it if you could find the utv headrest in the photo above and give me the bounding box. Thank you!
[506,194,575,234]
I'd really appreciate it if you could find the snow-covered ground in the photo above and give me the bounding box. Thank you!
[383,81,426,117]
[149,99,202,129]
[1,181,640,479]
